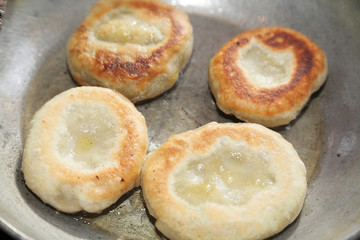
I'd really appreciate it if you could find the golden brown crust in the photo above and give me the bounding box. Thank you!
[67,0,193,103]
[22,87,148,213]
[142,122,307,240]
[208,26,328,127]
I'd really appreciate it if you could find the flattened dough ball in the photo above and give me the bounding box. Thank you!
[142,122,307,240]
[22,87,148,213]
[67,0,193,103]
[208,26,328,127]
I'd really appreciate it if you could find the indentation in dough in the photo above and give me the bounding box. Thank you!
[172,138,275,206]
[238,40,294,87]
[56,102,121,170]
[95,11,165,46]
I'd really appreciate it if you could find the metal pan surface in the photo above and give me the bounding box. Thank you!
[0,0,359,239]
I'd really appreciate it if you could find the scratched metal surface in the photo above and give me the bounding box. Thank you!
[0,0,359,239]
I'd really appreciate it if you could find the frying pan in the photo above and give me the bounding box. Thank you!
[0,0,359,239]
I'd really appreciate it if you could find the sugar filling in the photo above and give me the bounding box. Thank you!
[238,41,293,87]
[172,138,275,206]
[95,10,165,46]
[56,102,121,170]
